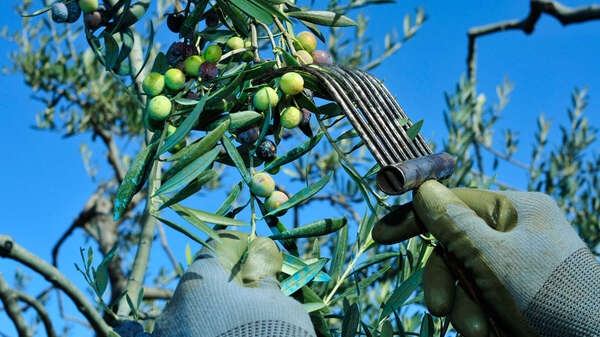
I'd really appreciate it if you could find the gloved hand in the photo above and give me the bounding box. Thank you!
[373,180,600,337]
[153,230,316,337]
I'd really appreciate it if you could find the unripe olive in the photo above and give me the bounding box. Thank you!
[165,68,186,91]
[84,11,102,30]
[204,45,222,63]
[142,72,165,97]
[183,55,204,77]
[237,127,260,145]
[265,191,289,215]
[253,87,279,111]
[147,95,171,121]
[79,0,98,13]
[200,62,218,80]
[296,50,313,65]
[281,106,302,129]
[242,40,254,62]
[167,12,185,33]
[250,172,275,197]
[312,49,333,65]
[296,31,317,53]
[227,36,244,50]
[279,72,304,96]
[257,139,277,162]
[167,124,177,137]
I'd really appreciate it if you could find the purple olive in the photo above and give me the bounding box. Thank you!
[200,62,218,80]
[167,12,185,33]
[237,127,260,145]
[257,139,277,162]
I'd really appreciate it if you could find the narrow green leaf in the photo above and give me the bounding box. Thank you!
[257,199,299,255]
[154,215,215,254]
[230,0,273,24]
[419,314,434,337]
[114,140,159,220]
[102,32,119,71]
[154,147,220,196]
[270,218,347,240]
[329,224,348,282]
[288,10,357,27]
[264,132,323,171]
[151,52,169,74]
[406,119,424,140]
[380,269,423,320]
[168,119,230,163]
[300,19,326,42]
[318,102,343,118]
[134,24,154,80]
[282,253,331,282]
[353,252,400,274]
[303,302,327,313]
[261,172,332,218]
[216,0,249,36]
[332,266,392,304]
[94,246,117,298]
[278,47,301,67]
[180,0,209,38]
[179,205,249,227]
[159,169,217,210]
[166,203,223,244]
[380,320,393,337]
[185,243,192,266]
[222,135,251,184]
[281,259,328,296]
[215,181,244,216]
[341,302,360,337]
[159,95,209,156]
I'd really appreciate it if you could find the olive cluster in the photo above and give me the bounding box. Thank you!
[250,172,288,215]
[51,0,107,31]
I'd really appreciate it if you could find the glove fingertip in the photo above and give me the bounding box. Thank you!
[423,249,455,317]
[373,203,424,244]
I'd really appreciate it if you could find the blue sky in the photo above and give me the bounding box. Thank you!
[1,1,600,336]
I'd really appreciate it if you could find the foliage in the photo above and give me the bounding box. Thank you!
[1,0,598,337]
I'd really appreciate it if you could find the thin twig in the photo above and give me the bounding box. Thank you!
[250,23,261,63]
[142,286,173,300]
[255,21,282,68]
[0,236,111,337]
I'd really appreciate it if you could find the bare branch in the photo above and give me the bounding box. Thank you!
[0,235,111,337]
[14,290,57,337]
[479,141,531,170]
[97,130,126,183]
[467,0,600,80]
[0,273,33,337]
[142,286,173,300]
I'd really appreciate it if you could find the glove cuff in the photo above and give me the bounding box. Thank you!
[524,247,600,337]
[217,320,314,337]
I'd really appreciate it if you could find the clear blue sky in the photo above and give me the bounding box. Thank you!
[1,1,600,336]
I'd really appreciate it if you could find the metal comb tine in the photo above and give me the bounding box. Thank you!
[325,66,411,162]
[335,66,417,161]
[324,66,406,164]
[298,67,391,166]
[359,70,432,156]
[359,70,432,157]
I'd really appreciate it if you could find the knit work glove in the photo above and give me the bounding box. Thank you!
[373,180,600,337]
[153,230,316,337]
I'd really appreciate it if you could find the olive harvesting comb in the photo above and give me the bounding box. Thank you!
[259,64,456,194]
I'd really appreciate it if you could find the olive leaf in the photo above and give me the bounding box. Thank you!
[281,259,328,296]
[287,10,357,27]
[261,172,332,218]
[269,218,347,240]
[154,147,220,196]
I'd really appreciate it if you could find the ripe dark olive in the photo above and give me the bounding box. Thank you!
[84,11,102,30]
[51,2,68,23]
[299,108,313,137]
[237,127,260,145]
[66,1,82,23]
[167,12,186,33]
[166,42,198,69]
[205,10,220,27]
[200,62,218,80]
[257,139,277,162]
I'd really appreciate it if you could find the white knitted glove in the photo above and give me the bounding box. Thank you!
[373,180,600,337]
[153,231,316,337]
